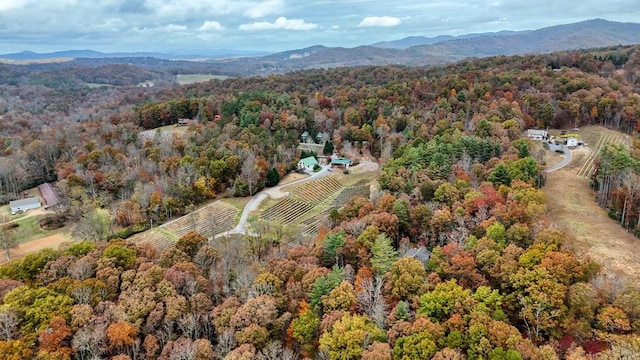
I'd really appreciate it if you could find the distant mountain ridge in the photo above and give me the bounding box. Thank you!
[0,49,271,61]
[2,18,639,76]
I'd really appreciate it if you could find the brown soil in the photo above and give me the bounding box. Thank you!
[279,173,308,185]
[543,128,640,285]
[0,232,72,265]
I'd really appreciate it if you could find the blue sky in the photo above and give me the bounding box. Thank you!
[1,0,639,54]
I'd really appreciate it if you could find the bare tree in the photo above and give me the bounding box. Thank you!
[258,341,298,360]
[0,215,18,260]
[0,308,19,340]
[240,150,258,196]
[356,276,388,329]
[620,172,640,229]
[215,330,236,359]
[72,325,106,360]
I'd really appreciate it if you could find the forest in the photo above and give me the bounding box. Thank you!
[0,45,640,359]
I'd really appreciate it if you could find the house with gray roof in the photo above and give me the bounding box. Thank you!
[9,197,41,215]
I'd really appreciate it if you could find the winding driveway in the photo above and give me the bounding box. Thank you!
[213,160,380,239]
[214,165,333,238]
[545,144,572,173]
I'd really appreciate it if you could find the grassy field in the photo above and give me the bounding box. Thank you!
[175,74,229,85]
[543,126,640,284]
[11,215,68,244]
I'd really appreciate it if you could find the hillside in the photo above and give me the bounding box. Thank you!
[2,19,640,78]
[0,45,640,358]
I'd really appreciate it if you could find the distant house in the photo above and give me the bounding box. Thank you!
[404,246,432,263]
[9,197,41,215]
[298,156,318,172]
[300,131,309,143]
[566,137,579,147]
[38,183,60,210]
[526,129,548,141]
[316,132,329,144]
[331,157,352,169]
[177,118,192,126]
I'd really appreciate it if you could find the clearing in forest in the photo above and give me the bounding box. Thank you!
[128,200,239,251]
[543,126,640,284]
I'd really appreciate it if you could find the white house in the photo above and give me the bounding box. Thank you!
[526,129,548,141]
[9,197,41,215]
[566,137,579,147]
[298,156,318,172]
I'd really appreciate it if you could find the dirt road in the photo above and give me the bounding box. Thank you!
[544,150,640,284]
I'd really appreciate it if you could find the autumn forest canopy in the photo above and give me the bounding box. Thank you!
[0,45,640,359]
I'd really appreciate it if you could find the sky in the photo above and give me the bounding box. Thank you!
[1,0,640,55]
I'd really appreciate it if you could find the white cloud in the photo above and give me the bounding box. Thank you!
[358,16,401,27]
[199,20,224,31]
[243,0,284,19]
[165,24,188,32]
[0,0,31,12]
[240,17,318,31]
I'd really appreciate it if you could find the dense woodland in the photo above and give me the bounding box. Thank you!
[0,45,640,359]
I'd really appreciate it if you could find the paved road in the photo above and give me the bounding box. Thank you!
[545,144,572,173]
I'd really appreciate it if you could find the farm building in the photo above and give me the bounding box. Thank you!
[38,183,60,210]
[566,137,579,147]
[177,118,193,126]
[300,131,309,143]
[404,246,432,263]
[526,129,548,141]
[298,156,318,172]
[9,197,41,215]
[331,157,352,169]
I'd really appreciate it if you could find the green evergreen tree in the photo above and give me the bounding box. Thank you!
[488,163,512,186]
[370,234,397,275]
[266,167,281,187]
[323,140,335,155]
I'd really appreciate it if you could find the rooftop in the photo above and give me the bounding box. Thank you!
[331,157,352,165]
[9,197,41,208]
[300,156,318,167]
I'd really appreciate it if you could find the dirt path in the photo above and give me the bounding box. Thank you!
[544,150,640,284]
[0,232,72,265]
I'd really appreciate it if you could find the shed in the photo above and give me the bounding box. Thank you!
[330,157,352,169]
[566,137,579,147]
[298,156,318,172]
[9,197,41,215]
[38,183,60,208]
[300,131,309,143]
[404,246,432,263]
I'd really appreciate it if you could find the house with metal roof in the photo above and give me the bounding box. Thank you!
[298,156,318,172]
[330,157,352,169]
[9,197,41,215]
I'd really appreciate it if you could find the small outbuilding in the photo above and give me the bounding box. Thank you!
[330,157,352,169]
[300,131,309,143]
[9,197,41,215]
[38,183,60,210]
[527,129,548,141]
[298,156,318,172]
[566,137,579,147]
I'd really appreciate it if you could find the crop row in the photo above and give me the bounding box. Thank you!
[577,132,626,177]
[260,198,314,225]
[129,201,238,251]
[288,177,343,204]
[331,184,370,208]
[300,208,333,237]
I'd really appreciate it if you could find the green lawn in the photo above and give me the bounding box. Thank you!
[11,216,64,244]
[1,204,26,222]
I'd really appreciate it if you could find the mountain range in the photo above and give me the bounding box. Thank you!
[2,18,640,76]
